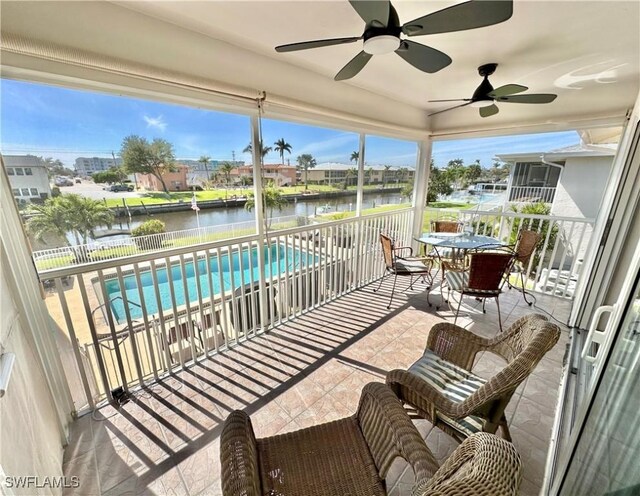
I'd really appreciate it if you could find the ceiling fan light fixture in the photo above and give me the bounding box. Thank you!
[470,99,495,108]
[363,35,400,55]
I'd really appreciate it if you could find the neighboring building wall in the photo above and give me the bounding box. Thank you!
[3,155,52,203]
[136,166,189,191]
[551,157,613,219]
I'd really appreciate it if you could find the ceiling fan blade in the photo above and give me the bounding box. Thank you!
[480,104,499,118]
[335,51,373,81]
[488,84,528,98]
[428,98,472,103]
[276,37,361,53]
[403,0,513,36]
[396,40,452,74]
[428,102,473,117]
[349,0,390,28]
[497,93,558,104]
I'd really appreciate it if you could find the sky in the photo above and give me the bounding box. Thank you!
[1,79,579,169]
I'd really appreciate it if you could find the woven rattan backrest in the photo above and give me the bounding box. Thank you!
[380,233,394,269]
[462,320,561,412]
[515,230,541,265]
[431,220,461,233]
[467,252,514,292]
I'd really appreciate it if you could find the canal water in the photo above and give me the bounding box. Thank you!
[112,191,407,233]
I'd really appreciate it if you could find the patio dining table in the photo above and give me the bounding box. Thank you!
[416,232,510,307]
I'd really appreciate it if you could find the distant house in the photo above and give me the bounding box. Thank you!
[135,165,189,192]
[184,159,244,188]
[496,141,617,220]
[306,163,415,186]
[230,164,297,187]
[3,154,52,203]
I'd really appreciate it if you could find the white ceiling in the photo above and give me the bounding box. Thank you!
[2,1,639,137]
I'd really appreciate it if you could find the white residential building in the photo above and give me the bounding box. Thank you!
[3,154,52,203]
[74,156,121,176]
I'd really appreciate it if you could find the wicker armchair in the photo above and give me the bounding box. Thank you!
[508,229,542,305]
[374,233,433,309]
[412,432,522,496]
[387,315,560,443]
[220,383,439,496]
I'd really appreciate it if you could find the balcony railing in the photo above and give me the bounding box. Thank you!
[39,205,595,414]
[39,208,413,412]
[509,185,557,203]
[426,207,594,299]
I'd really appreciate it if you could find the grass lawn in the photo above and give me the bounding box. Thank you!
[100,184,408,208]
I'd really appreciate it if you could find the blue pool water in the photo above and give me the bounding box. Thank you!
[104,244,315,324]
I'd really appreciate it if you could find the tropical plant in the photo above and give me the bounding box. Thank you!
[510,202,558,271]
[198,155,211,189]
[218,161,236,199]
[427,160,453,204]
[27,195,114,262]
[243,141,272,161]
[365,167,373,185]
[382,165,392,188]
[350,151,359,163]
[131,219,166,250]
[466,161,483,184]
[273,138,292,165]
[346,167,358,188]
[245,183,288,229]
[120,135,177,194]
[296,153,317,190]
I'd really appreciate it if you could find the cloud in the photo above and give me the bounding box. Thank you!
[143,115,167,131]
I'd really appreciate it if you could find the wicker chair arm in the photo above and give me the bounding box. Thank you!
[426,323,491,371]
[411,433,522,496]
[220,410,262,496]
[356,382,439,483]
[386,369,463,420]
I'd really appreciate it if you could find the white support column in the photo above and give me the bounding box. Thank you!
[411,138,432,246]
[356,133,366,216]
[250,114,269,333]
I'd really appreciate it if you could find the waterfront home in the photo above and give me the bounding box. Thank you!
[4,154,52,203]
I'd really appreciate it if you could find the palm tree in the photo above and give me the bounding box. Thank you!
[345,167,358,190]
[26,198,74,245]
[243,141,272,160]
[296,153,317,190]
[198,155,211,189]
[273,139,293,165]
[365,166,373,185]
[382,165,392,189]
[218,161,235,199]
[245,183,288,229]
[350,151,359,164]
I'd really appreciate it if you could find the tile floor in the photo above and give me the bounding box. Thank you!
[63,279,571,495]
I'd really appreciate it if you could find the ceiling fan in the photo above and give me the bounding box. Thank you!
[429,63,558,118]
[275,0,513,81]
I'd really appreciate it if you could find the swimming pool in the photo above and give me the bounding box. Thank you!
[103,244,316,324]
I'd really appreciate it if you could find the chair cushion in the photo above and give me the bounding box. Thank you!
[257,417,385,496]
[395,258,431,274]
[409,350,486,436]
[445,270,468,290]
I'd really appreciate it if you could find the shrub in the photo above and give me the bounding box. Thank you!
[131,219,166,237]
[131,219,166,250]
[51,186,61,197]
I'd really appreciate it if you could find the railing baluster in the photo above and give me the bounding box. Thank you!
[115,267,144,386]
[55,277,94,409]
[131,265,158,381]
[225,246,240,345]
[551,220,576,297]
[77,274,111,400]
[215,248,232,343]
[191,250,209,360]
[149,260,172,373]
[96,269,129,391]
[203,249,221,354]
[164,257,186,369]
[236,244,249,339]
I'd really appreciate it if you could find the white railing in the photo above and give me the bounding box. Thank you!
[39,208,413,412]
[425,207,595,300]
[509,186,556,203]
[32,215,311,271]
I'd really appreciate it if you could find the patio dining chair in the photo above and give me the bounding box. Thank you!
[426,220,464,281]
[445,248,515,332]
[386,314,560,443]
[508,229,542,305]
[220,383,523,496]
[374,233,433,309]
